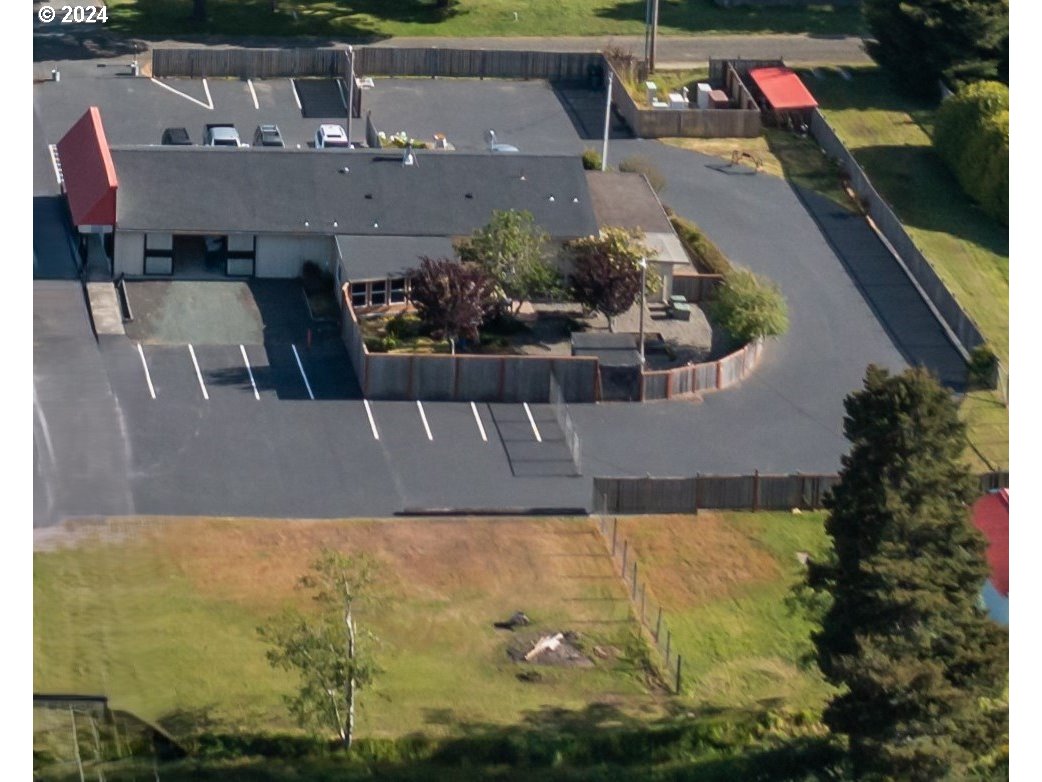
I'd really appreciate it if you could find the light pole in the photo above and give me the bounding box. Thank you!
[346,46,354,146]
[601,69,613,171]
[638,257,647,365]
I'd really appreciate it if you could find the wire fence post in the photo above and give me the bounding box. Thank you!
[621,540,628,576]
[640,582,646,624]
[665,629,671,665]
[654,606,662,642]
[675,654,682,695]
[631,561,638,599]
[611,517,618,557]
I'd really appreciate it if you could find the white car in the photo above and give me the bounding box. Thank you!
[315,125,351,149]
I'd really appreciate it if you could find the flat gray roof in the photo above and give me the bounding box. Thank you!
[585,171,674,235]
[110,147,599,239]
[336,235,456,281]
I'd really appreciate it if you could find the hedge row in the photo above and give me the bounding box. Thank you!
[933,81,1009,225]
[664,209,733,276]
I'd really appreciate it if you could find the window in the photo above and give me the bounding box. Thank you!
[350,282,368,307]
[370,280,387,306]
[389,277,406,304]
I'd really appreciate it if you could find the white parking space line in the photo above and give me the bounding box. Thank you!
[240,344,260,400]
[363,399,380,440]
[290,78,302,109]
[247,79,259,110]
[150,78,213,110]
[203,78,213,110]
[291,344,315,400]
[137,343,156,399]
[416,401,434,441]
[47,144,62,185]
[523,403,542,442]
[471,402,489,442]
[187,344,209,400]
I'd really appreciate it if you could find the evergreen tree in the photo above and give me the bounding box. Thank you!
[863,0,1009,95]
[806,366,1008,780]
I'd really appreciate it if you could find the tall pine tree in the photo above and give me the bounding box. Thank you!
[864,0,1009,95]
[807,366,1007,780]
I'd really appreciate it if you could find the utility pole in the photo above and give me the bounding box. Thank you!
[638,257,647,364]
[601,69,613,171]
[649,0,660,75]
[346,46,354,146]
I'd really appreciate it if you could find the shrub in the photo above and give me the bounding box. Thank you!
[968,344,999,389]
[933,81,1009,224]
[667,211,733,276]
[709,268,789,343]
[619,155,666,193]
[581,148,603,171]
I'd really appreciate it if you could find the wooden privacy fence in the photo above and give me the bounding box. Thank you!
[594,471,1010,513]
[355,47,604,81]
[340,291,599,403]
[808,110,987,360]
[641,338,764,401]
[151,47,346,78]
[671,271,723,303]
[593,508,684,694]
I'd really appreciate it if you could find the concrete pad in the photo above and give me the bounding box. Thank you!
[86,282,124,336]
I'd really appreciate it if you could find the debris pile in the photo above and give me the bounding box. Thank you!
[508,631,593,668]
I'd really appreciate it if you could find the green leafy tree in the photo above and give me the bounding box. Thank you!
[806,366,1009,780]
[567,228,657,332]
[456,210,561,312]
[933,81,1009,224]
[863,0,1009,94]
[708,268,788,343]
[258,550,381,750]
[409,257,498,351]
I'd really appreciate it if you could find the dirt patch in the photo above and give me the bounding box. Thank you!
[615,514,780,611]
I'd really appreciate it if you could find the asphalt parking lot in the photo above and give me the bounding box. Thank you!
[33,66,970,524]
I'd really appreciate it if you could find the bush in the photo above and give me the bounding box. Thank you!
[666,211,733,276]
[386,313,424,341]
[933,81,1009,224]
[709,268,789,343]
[968,344,999,389]
[581,148,603,171]
[618,155,666,193]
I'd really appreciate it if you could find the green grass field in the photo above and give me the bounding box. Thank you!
[806,66,1009,470]
[106,1,862,38]
[617,512,832,711]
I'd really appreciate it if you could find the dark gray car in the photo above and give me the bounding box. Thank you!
[253,124,285,148]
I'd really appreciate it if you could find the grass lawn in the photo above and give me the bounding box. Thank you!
[663,127,853,212]
[805,65,1008,469]
[106,1,862,38]
[615,512,832,711]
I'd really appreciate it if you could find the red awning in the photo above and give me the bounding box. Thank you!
[56,107,117,227]
[748,67,818,112]
[972,489,1009,597]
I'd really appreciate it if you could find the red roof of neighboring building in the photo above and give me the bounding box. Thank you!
[972,489,1009,597]
[56,107,117,226]
[748,67,819,111]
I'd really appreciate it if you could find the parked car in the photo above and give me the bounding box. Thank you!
[253,124,285,148]
[315,124,351,149]
[161,127,192,146]
[203,124,243,147]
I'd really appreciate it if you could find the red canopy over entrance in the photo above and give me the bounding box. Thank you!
[56,106,117,227]
[748,67,818,112]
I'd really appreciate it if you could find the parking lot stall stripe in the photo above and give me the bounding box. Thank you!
[363,399,380,440]
[471,402,489,442]
[416,401,434,441]
[290,79,302,109]
[523,403,543,443]
[187,344,209,401]
[202,78,214,110]
[136,343,156,399]
[290,344,315,400]
[149,78,213,110]
[240,345,260,400]
[247,79,259,110]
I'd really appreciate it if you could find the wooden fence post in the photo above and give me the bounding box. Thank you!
[753,469,760,512]
[611,517,618,557]
[675,655,682,695]
[632,561,638,599]
[665,629,671,663]
[621,540,628,576]
[640,583,646,624]
[654,606,662,642]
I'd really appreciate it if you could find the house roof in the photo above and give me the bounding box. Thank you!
[56,107,118,226]
[109,147,599,239]
[584,172,688,265]
[748,67,818,111]
[336,235,457,281]
[972,489,1009,598]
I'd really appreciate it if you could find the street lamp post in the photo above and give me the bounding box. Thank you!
[638,257,647,365]
[601,69,613,171]
[346,46,354,146]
